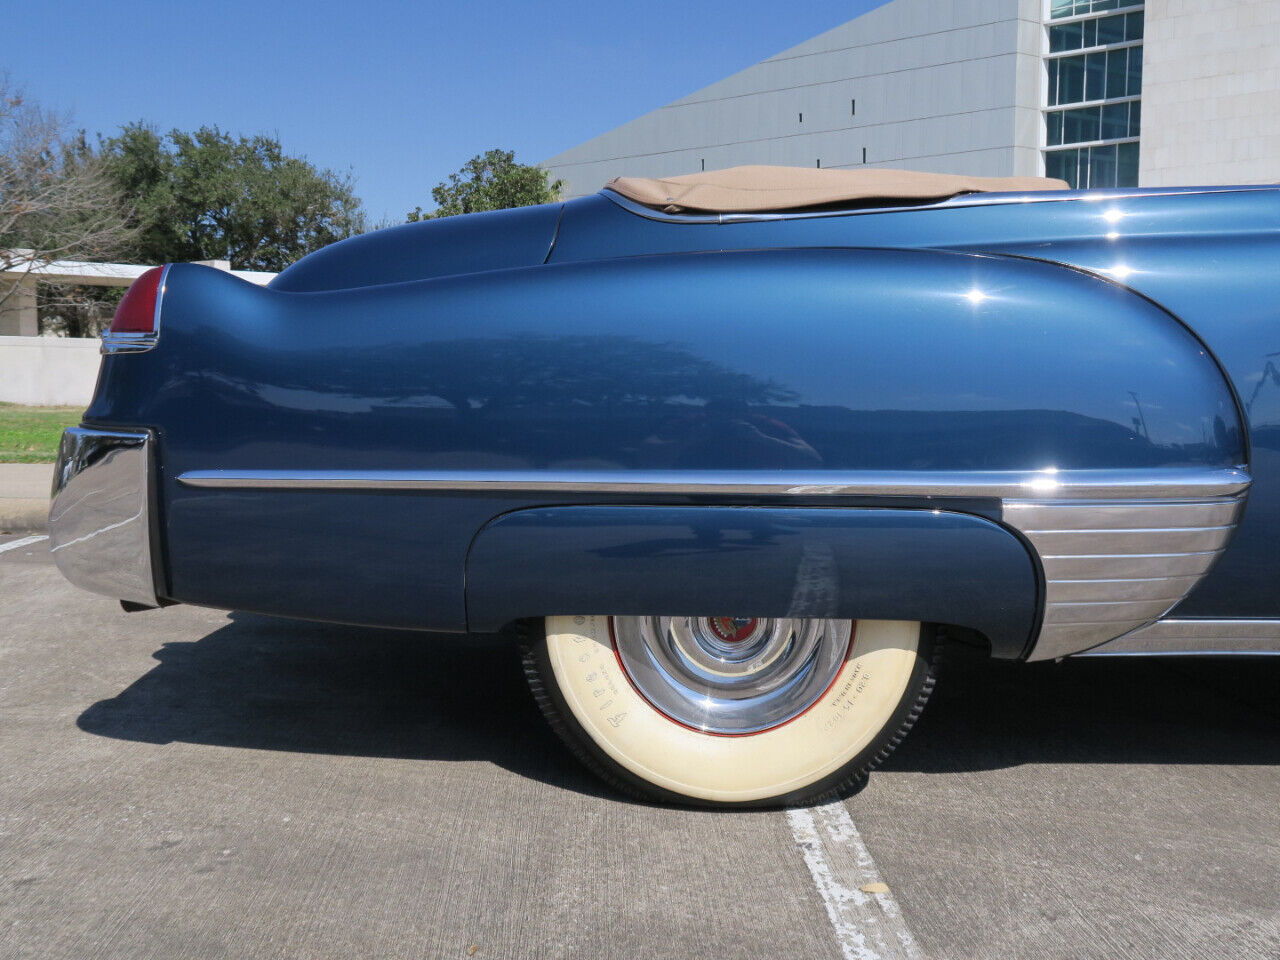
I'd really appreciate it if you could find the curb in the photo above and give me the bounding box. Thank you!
[0,498,49,534]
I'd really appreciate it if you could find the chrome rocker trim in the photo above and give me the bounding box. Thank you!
[48,426,160,607]
[176,464,1251,660]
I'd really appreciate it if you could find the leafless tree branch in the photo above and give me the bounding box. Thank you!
[0,74,134,316]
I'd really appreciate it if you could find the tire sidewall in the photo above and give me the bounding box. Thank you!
[533,616,934,807]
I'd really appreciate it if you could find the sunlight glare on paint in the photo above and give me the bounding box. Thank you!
[964,288,987,305]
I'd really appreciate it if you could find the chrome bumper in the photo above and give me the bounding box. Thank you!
[48,426,161,606]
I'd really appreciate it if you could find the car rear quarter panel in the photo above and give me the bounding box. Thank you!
[84,247,1242,636]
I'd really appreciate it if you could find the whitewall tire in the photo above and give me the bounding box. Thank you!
[522,615,936,807]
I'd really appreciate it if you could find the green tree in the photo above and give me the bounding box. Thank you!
[408,149,562,221]
[99,123,366,271]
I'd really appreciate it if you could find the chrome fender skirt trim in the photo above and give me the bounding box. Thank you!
[48,426,160,606]
[1074,619,1280,656]
[1004,495,1248,661]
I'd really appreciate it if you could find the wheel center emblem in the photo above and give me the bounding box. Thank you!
[708,617,759,644]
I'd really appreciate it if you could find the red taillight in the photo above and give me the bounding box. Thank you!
[109,266,166,334]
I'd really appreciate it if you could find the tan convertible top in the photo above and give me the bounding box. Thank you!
[605,165,1069,214]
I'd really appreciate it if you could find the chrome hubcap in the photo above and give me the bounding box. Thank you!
[612,616,852,734]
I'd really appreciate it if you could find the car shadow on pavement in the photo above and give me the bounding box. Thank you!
[78,613,1280,797]
[884,647,1280,774]
[77,611,614,798]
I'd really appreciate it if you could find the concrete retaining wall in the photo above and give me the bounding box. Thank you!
[0,337,101,407]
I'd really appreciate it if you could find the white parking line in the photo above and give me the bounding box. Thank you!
[0,534,49,554]
[787,800,923,960]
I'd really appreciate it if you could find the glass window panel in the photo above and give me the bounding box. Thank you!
[1064,106,1102,143]
[1051,0,1076,18]
[1088,144,1119,188]
[1126,11,1144,40]
[1047,111,1065,146]
[1100,101,1130,139]
[1130,99,1141,134]
[1106,47,1128,100]
[1128,44,1143,96]
[1097,14,1126,44]
[1046,150,1080,188]
[1055,56,1086,105]
[1083,17,1099,48]
[1050,23,1082,52]
[1085,51,1107,101]
[1117,141,1140,186]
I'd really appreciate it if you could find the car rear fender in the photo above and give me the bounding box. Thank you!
[465,504,1041,658]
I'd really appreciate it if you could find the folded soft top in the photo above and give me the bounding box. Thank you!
[605,165,1069,214]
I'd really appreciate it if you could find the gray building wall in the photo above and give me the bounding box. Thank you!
[1139,0,1280,186]
[545,0,1045,199]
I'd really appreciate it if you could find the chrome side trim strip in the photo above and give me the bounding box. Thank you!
[175,466,1250,500]
[1075,619,1280,656]
[48,426,159,606]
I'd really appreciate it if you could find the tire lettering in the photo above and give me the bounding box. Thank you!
[823,667,873,732]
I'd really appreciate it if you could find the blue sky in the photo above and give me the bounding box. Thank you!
[10,0,886,224]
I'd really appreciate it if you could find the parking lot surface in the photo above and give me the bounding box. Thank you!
[2,532,1278,959]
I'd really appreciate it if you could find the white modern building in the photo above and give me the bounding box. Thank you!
[544,0,1280,198]
[0,256,274,406]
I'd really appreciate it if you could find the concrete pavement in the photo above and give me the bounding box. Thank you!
[1,535,1278,959]
[0,463,53,533]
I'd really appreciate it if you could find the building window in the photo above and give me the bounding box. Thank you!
[1048,10,1142,52]
[1045,142,1139,188]
[1043,3,1142,188]
[1046,46,1142,105]
[1046,100,1140,145]
[1050,0,1135,17]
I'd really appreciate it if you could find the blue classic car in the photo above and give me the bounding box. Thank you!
[49,166,1280,806]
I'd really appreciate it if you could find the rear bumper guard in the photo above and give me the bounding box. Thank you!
[48,426,161,607]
